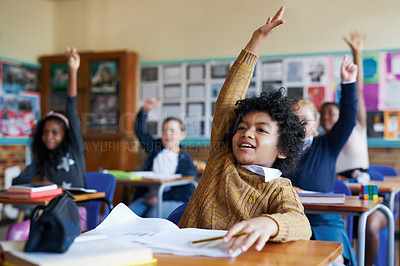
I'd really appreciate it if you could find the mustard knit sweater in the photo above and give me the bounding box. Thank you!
[178,50,312,242]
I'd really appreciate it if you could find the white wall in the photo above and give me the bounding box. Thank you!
[1,0,400,63]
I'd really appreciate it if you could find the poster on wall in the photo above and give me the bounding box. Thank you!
[1,61,39,93]
[363,54,380,83]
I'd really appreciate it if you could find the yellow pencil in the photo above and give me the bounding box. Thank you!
[192,232,247,244]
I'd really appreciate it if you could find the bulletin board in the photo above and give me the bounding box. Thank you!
[139,49,400,142]
[0,58,40,144]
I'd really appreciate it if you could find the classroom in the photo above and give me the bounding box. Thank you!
[1,0,400,265]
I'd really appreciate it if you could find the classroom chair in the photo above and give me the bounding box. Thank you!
[334,178,354,241]
[86,172,116,230]
[167,203,188,225]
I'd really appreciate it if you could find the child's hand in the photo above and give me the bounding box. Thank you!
[293,186,304,193]
[223,216,278,254]
[244,6,286,54]
[66,46,80,71]
[340,54,358,83]
[142,97,161,112]
[343,31,366,52]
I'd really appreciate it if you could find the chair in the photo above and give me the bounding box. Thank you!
[368,165,398,266]
[334,178,353,241]
[86,172,117,230]
[167,203,188,225]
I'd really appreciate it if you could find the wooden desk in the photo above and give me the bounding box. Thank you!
[346,178,400,212]
[0,192,106,206]
[154,240,342,266]
[116,177,198,218]
[303,196,395,266]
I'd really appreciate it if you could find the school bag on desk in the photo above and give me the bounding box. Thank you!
[24,192,81,253]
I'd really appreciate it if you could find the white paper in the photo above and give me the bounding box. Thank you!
[188,65,204,80]
[187,84,205,98]
[391,55,400,74]
[164,85,181,98]
[141,83,158,100]
[163,104,181,118]
[130,171,182,180]
[187,103,204,117]
[262,60,283,80]
[85,203,242,257]
[163,66,181,81]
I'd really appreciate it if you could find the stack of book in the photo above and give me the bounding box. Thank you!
[0,182,62,199]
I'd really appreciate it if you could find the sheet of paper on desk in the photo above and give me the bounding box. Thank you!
[130,171,183,180]
[84,203,242,257]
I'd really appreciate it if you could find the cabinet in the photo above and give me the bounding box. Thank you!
[40,50,139,172]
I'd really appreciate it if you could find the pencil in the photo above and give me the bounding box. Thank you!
[192,231,247,244]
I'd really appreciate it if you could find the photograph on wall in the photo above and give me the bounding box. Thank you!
[384,110,400,139]
[164,84,181,99]
[0,91,39,137]
[186,102,204,117]
[287,87,303,99]
[163,65,181,82]
[141,67,158,82]
[261,60,283,80]
[90,60,119,93]
[305,57,327,84]
[185,120,205,137]
[89,94,119,130]
[367,111,384,137]
[1,61,39,93]
[187,64,205,80]
[262,80,282,94]
[50,63,69,90]
[386,52,400,80]
[187,83,205,98]
[307,86,325,109]
[285,59,303,83]
[363,54,379,83]
[211,62,230,79]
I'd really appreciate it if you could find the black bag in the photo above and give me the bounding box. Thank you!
[24,192,81,253]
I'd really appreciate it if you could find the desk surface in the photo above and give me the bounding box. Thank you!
[116,176,195,185]
[0,192,106,206]
[303,195,383,213]
[346,177,400,193]
[154,240,342,266]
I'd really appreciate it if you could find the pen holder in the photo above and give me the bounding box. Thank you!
[359,185,378,200]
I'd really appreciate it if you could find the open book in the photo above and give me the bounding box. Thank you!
[0,234,154,266]
[84,203,242,257]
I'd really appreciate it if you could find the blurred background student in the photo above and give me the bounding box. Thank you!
[129,97,197,218]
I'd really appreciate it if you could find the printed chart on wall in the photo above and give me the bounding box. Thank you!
[0,59,40,139]
[139,50,400,139]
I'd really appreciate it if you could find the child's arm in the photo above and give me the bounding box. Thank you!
[344,31,367,127]
[134,98,161,152]
[210,7,285,150]
[66,46,80,98]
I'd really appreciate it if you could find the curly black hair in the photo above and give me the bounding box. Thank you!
[31,116,70,167]
[223,88,305,175]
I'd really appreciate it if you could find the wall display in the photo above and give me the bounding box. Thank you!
[140,50,400,139]
[0,59,40,139]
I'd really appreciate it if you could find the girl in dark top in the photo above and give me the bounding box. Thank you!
[13,47,86,189]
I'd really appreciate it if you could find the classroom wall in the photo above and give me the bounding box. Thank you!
[2,0,400,63]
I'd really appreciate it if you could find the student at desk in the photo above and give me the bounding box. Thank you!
[321,31,387,266]
[179,6,312,255]
[130,98,197,218]
[287,55,359,264]
[12,47,86,189]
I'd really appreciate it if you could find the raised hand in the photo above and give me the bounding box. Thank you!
[343,31,366,53]
[341,54,358,83]
[244,6,286,54]
[66,46,80,72]
[142,97,161,113]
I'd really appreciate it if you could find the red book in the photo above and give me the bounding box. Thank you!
[0,187,63,199]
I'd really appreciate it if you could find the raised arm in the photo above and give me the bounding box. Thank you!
[344,31,367,127]
[244,6,285,54]
[66,46,80,98]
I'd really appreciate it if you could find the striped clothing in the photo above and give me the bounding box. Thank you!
[178,50,311,242]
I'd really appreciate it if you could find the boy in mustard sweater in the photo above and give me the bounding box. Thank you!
[179,7,312,254]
